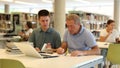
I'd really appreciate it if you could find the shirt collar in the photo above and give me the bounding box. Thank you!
[70,25,85,36]
[39,27,52,33]
[78,25,84,35]
[72,25,84,37]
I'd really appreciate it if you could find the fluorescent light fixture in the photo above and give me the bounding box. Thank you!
[74,0,90,4]
[15,1,38,5]
[1,0,13,2]
[42,0,53,3]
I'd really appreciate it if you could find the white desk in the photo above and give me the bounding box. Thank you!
[0,33,6,36]
[97,41,109,66]
[0,49,103,68]
[0,36,21,48]
[97,42,110,49]
[0,36,21,41]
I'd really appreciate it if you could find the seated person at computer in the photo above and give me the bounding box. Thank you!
[57,14,100,56]
[18,21,33,41]
[28,9,61,52]
[100,19,119,43]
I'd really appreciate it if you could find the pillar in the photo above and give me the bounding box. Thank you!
[4,4,9,13]
[114,0,120,32]
[54,0,65,39]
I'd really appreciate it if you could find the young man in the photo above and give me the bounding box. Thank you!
[29,9,61,52]
[57,14,100,56]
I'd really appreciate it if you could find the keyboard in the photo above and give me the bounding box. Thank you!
[40,53,58,58]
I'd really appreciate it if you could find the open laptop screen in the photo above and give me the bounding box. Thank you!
[13,42,58,58]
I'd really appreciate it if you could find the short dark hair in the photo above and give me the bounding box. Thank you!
[106,19,115,27]
[26,21,32,28]
[38,9,50,18]
[107,19,115,25]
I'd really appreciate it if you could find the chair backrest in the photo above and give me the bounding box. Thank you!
[107,43,120,64]
[0,59,25,68]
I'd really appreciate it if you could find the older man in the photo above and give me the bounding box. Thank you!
[57,14,100,56]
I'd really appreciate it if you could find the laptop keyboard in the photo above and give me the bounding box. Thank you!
[40,53,58,58]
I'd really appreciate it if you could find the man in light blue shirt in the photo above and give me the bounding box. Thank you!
[57,14,100,56]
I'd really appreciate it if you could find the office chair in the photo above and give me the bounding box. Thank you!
[107,43,120,68]
[0,59,25,68]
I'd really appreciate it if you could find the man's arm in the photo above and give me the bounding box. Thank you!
[71,46,100,56]
[54,33,61,49]
[56,42,68,54]
[83,45,100,55]
[28,30,36,48]
[51,32,61,52]
[100,30,112,42]
[100,35,110,42]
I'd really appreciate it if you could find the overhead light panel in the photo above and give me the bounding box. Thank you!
[74,0,90,4]
[42,0,53,3]
[1,0,13,2]
[15,1,38,5]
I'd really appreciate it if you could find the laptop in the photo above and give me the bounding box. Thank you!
[13,42,58,58]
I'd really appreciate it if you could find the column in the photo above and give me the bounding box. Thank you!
[4,4,9,13]
[54,0,65,39]
[114,0,120,32]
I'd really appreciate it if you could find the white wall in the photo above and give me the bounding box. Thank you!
[66,5,113,19]
[0,3,114,18]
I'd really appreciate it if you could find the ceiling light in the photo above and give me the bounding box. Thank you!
[74,0,90,4]
[42,0,53,3]
[1,0,13,2]
[15,1,38,5]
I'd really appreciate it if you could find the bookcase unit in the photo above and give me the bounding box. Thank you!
[11,12,37,34]
[69,11,109,40]
[0,13,11,32]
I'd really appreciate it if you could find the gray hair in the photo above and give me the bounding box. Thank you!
[66,14,81,24]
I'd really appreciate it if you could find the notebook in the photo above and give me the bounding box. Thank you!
[13,42,58,58]
[41,43,47,52]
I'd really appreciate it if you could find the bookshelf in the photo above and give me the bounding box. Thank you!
[0,13,11,33]
[49,12,54,28]
[11,12,37,34]
[69,11,109,40]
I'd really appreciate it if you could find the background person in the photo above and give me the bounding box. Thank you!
[100,19,119,43]
[99,19,120,68]
[18,21,33,41]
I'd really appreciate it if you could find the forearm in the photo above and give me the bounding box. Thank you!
[24,35,29,40]
[81,48,100,55]
[104,34,110,40]
[77,46,100,56]
[61,45,68,52]
[56,42,67,54]
[52,49,57,52]
[100,34,110,42]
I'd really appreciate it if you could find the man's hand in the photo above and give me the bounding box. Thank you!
[56,47,64,54]
[35,47,40,52]
[71,50,85,56]
[18,32,24,37]
[46,43,52,49]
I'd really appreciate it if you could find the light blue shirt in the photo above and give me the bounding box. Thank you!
[63,26,97,52]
